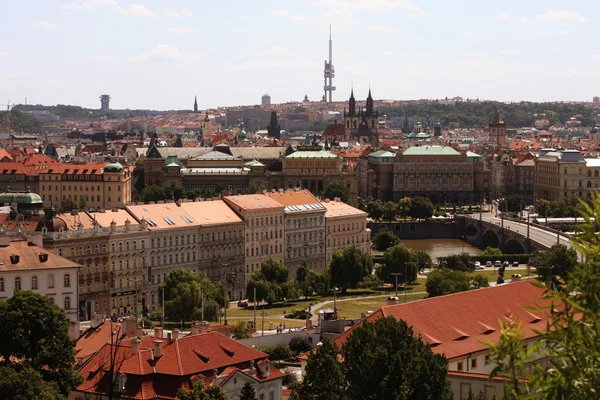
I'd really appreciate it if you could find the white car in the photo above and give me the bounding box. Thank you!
[474,261,484,270]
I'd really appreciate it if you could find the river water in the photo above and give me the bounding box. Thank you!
[400,239,482,261]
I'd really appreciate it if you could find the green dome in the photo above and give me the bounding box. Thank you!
[104,162,124,173]
[0,191,43,205]
[237,121,247,140]
[164,155,181,166]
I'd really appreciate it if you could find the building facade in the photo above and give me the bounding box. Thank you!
[322,199,371,265]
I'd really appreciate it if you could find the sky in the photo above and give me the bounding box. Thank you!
[1,0,599,110]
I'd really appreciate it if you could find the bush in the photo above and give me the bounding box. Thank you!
[233,321,252,339]
[471,274,489,289]
[426,268,471,297]
[289,336,312,355]
[285,310,309,320]
[262,344,293,361]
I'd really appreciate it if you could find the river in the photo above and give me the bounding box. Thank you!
[400,238,482,261]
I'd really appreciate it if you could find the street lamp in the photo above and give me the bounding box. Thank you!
[390,272,401,298]
[403,262,409,303]
[331,287,341,319]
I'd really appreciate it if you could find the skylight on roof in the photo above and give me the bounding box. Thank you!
[181,215,193,223]
[147,219,157,227]
[164,217,175,225]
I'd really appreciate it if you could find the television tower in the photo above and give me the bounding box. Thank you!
[323,26,336,103]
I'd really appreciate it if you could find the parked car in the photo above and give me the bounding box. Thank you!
[512,261,519,267]
[474,261,484,270]
[237,300,248,308]
[486,261,492,267]
[494,261,502,267]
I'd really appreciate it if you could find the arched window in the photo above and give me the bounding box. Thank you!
[14,277,21,291]
[588,170,592,177]
[48,274,54,288]
[64,297,71,310]
[63,273,71,288]
[31,276,38,290]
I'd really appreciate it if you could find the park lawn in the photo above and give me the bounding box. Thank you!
[470,268,535,281]
[332,292,428,320]
[219,316,306,330]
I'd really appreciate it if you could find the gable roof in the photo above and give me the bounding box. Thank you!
[331,281,550,360]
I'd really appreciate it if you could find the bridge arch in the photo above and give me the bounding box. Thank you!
[482,230,500,248]
[504,239,526,254]
[465,224,478,236]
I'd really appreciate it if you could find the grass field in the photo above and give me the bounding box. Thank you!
[333,292,428,320]
[470,268,535,281]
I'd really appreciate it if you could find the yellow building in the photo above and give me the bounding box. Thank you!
[322,199,371,264]
[38,162,132,210]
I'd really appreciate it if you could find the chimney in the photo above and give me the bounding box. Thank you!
[154,327,163,338]
[167,332,172,343]
[172,328,180,341]
[199,321,210,334]
[131,337,142,354]
[153,339,163,359]
[191,321,200,336]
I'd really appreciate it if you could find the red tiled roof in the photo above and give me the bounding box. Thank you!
[331,281,551,360]
[322,123,345,137]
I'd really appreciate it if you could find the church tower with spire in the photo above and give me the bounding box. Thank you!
[201,110,212,146]
[343,88,378,145]
[193,96,198,113]
[489,108,507,147]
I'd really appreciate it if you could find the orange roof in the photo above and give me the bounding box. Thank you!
[56,211,96,230]
[88,209,133,228]
[76,321,124,362]
[0,162,29,175]
[179,200,243,226]
[126,203,199,230]
[331,281,551,360]
[0,149,13,161]
[264,189,323,209]
[322,199,366,218]
[223,194,284,212]
[0,240,80,271]
[18,153,58,166]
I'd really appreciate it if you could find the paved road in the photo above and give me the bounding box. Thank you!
[471,213,574,250]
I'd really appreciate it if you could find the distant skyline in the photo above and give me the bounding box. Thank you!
[1,1,599,110]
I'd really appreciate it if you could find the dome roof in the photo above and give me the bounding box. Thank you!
[0,191,43,205]
[104,162,124,173]
[35,206,68,232]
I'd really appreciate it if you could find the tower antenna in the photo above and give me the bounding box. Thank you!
[323,26,336,103]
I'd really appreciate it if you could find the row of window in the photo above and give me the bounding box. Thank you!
[41,184,121,191]
[247,229,282,242]
[286,216,324,229]
[42,194,121,203]
[0,274,70,292]
[151,235,195,248]
[327,221,366,233]
[249,215,283,227]
[247,244,283,257]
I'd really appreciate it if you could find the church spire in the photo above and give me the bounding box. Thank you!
[348,88,356,116]
[366,87,374,115]
[193,95,198,113]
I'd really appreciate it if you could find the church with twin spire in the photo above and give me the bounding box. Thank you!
[343,89,379,146]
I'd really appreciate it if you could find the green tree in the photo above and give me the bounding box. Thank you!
[232,321,252,339]
[442,252,474,272]
[141,184,168,203]
[425,268,471,297]
[535,198,551,217]
[329,246,373,293]
[246,258,299,306]
[380,244,417,284]
[60,197,77,213]
[366,200,384,220]
[342,316,453,400]
[176,380,227,400]
[293,341,345,400]
[471,274,490,289]
[263,344,293,362]
[499,195,527,213]
[132,158,145,193]
[412,249,432,273]
[289,335,312,355]
[409,196,434,219]
[480,246,503,257]
[78,195,87,210]
[530,243,577,282]
[397,196,412,220]
[239,382,257,400]
[371,228,400,251]
[323,181,350,203]
[382,201,397,221]
[0,365,65,400]
[0,291,80,396]
[297,264,330,298]
[162,269,225,324]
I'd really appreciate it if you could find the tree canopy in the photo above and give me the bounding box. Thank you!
[323,181,350,203]
[530,243,578,282]
[371,229,400,251]
[239,382,257,400]
[296,263,330,298]
[329,246,373,292]
[293,340,345,400]
[409,196,434,219]
[0,291,80,396]
[425,268,472,297]
[0,365,66,400]
[380,244,418,285]
[246,258,300,306]
[176,380,227,400]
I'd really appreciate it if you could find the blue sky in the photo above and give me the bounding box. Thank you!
[1,0,598,110]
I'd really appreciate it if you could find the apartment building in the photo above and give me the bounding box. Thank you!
[322,199,371,264]
[224,194,285,284]
[265,189,326,275]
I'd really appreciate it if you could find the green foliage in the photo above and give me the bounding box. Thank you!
[366,200,384,220]
[176,380,227,400]
[441,252,474,272]
[262,344,293,361]
[530,244,577,282]
[133,159,145,193]
[341,317,453,400]
[78,195,87,210]
[246,258,299,306]
[289,336,312,355]
[409,196,434,219]
[329,246,373,292]
[60,197,77,213]
[293,341,345,400]
[285,309,309,319]
[0,291,80,396]
[499,195,528,213]
[232,321,252,339]
[323,181,350,203]
[0,109,42,132]
[239,382,257,400]
[141,184,168,203]
[380,244,418,284]
[371,228,400,251]
[471,274,490,289]
[412,249,432,272]
[480,247,503,257]
[382,201,397,221]
[0,365,66,400]
[425,268,471,297]
[535,197,586,218]
[296,264,330,297]
[397,196,412,219]
[162,269,225,324]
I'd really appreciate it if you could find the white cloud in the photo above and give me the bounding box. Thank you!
[462,31,473,37]
[118,4,154,16]
[258,47,295,56]
[87,53,119,62]
[25,21,61,29]
[269,9,291,17]
[234,28,262,33]
[163,8,194,17]
[0,51,14,58]
[165,26,198,34]
[539,30,573,37]
[366,25,400,34]
[493,12,511,22]
[519,10,588,24]
[131,45,204,62]
[62,0,118,11]
[500,49,520,56]
[310,0,427,18]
